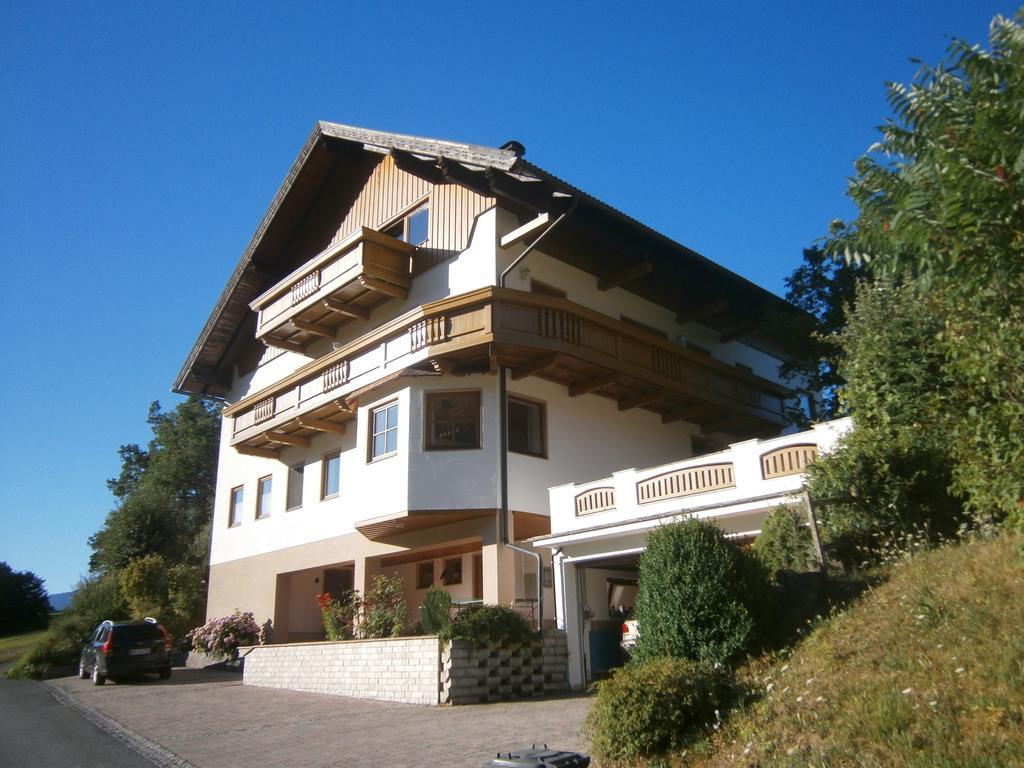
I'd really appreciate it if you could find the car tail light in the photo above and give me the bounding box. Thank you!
[160,625,172,651]
[622,623,629,635]
[102,629,114,654]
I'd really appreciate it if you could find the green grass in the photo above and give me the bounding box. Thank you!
[0,629,51,672]
[680,534,1024,767]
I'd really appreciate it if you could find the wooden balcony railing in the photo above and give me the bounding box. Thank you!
[250,227,416,352]
[226,287,790,457]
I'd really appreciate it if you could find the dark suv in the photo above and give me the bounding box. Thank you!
[79,619,172,685]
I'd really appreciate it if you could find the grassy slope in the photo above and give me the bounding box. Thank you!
[690,535,1024,767]
[0,629,50,672]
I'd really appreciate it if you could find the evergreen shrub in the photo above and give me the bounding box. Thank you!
[633,518,771,665]
[753,505,817,573]
[439,605,534,647]
[584,657,733,764]
[420,585,451,635]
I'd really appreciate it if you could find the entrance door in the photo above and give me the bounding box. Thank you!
[323,568,354,597]
[472,555,483,600]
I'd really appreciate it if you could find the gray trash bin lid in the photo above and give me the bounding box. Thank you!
[483,746,590,767]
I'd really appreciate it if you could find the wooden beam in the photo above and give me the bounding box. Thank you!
[511,353,560,381]
[719,322,760,344]
[390,149,445,184]
[430,358,460,374]
[567,372,617,397]
[598,261,653,292]
[235,444,279,459]
[500,212,550,248]
[617,390,663,412]
[438,159,494,198]
[262,336,305,353]
[291,319,334,338]
[335,397,356,414]
[359,275,408,299]
[486,168,557,212]
[192,366,230,390]
[297,418,347,434]
[676,299,728,324]
[265,431,311,448]
[321,297,369,321]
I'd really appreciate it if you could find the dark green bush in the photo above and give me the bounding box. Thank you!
[754,505,817,573]
[359,574,408,638]
[633,519,772,665]
[585,657,734,764]
[420,585,451,635]
[439,605,534,647]
[5,614,88,680]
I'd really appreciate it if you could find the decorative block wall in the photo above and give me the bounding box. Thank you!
[439,633,569,705]
[241,636,440,705]
[241,632,569,706]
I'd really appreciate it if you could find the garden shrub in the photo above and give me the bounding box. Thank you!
[68,572,129,630]
[585,657,734,764]
[315,591,358,640]
[439,605,534,647]
[754,505,817,574]
[359,575,408,638]
[5,613,90,680]
[186,610,260,660]
[420,585,451,635]
[633,518,771,665]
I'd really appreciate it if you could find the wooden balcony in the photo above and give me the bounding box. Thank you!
[250,227,416,352]
[225,287,791,458]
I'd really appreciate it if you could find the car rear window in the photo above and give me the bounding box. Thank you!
[114,624,164,643]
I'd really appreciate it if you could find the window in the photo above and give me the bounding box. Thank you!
[369,402,399,460]
[384,204,429,246]
[286,463,304,510]
[508,396,546,457]
[530,279,567,299]
[228,486,244,527]
[256,476,272,519]
[416,561,434,589]
[425,391,481,450]
[442,558,463,586]
[322,451,340,499]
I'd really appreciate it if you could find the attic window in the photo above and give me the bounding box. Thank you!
[384,205,429,246]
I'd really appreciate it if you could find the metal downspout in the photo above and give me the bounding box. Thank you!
[497,201,577,632]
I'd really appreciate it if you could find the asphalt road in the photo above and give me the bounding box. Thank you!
[0,679,153,767]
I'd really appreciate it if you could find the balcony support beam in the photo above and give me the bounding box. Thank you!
[511,353,560,381]
[617,390,663,412]
[720,322,760,344]
[322,297,370,321]
[598,261,653,292]
[359,275,408,299]
[676,299,728,325]
[291,319,334,339]
[264,337,306,353]
[265,431,311,448]
[235,445,280,459]
[500,213,551,249]
[297,418,347,434]
[567,372,617,398]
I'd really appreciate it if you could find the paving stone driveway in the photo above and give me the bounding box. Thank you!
[48,670,591,768]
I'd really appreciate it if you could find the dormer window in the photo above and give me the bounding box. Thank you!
[384,204,429,246]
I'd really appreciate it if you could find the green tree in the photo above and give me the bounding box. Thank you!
[753,506,817,574]
[828,11,1024,521]
[89,397,219,573]
[768,246,865,423]
[633,519,771,665]
[0,563,50,636]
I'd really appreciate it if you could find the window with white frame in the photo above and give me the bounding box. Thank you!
[384,204,429,246]
[369,402,399,461]
[508,396,546,457]
[256,476,272,519]
[228,486,244,527]
[286,463,304,510]
[322,451,340,499]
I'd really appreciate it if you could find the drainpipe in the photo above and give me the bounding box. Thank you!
[497,201,576,632]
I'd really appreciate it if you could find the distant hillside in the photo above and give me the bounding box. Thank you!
[47,591,74,612]
[692,534,1024,767]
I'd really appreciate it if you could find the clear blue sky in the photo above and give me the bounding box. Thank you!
[0,1,1011,594]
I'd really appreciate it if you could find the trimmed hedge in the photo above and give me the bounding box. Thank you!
[585,658,734,763]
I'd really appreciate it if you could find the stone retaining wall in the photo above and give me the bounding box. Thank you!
[240,632,569,706]
[241,636,439,705]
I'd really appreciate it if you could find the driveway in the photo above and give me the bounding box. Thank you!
[46,669,590,768]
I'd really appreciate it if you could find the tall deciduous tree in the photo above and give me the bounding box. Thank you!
[89,397,220,574]
[0,562,50,636]
[828,11,1024,523]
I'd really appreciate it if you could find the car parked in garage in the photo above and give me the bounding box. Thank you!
[79,618,172,685]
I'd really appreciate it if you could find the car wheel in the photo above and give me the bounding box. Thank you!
[92,664,106,686]
[78,660,89,679]
[159,665,171,680]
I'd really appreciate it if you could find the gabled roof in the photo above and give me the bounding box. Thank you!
[175,122,796,397]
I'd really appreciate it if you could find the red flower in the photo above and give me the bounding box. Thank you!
[315,592,333,609]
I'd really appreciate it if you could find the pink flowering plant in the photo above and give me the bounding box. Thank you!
[186,610,260,660]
